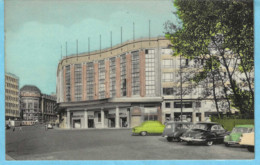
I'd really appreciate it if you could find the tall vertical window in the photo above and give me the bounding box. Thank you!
[87,62,94,100]
[132,51,140,95]
[99,60,105,99]
[110,57,116,97]
[145,49,155,95]
[120,54,127,96]
[65,65,71,102]
[74,64,82,101]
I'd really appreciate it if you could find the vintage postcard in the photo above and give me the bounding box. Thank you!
[1,0,259,164]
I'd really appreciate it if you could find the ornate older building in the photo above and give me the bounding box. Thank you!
[56,37,239,129]
[5,73,20,120]
[20,85,57,125]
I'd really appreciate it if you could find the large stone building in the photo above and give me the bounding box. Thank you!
[20,85,57,124]
[56,37,242,129]
[5,73,20,120]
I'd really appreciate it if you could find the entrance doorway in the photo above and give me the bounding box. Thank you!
[120,117,127,127]
[73,119,81,128]
[88,119,94,128]
[108,118,115,128]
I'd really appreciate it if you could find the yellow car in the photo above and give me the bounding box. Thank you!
[239,130,254,152]
[132,121,165,136]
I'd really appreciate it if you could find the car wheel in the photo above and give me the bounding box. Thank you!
[167,137,173,142]
[225,143,230,147]
[140,131,147,136]
[206,141,213,146]
[247,146,254,152]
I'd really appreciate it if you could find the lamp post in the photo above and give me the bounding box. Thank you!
[180,55,183,121]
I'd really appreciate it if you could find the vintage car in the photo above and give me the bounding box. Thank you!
[239,130,254,152]
[132,121,165,136]
[224,125,254,146]
[180,122,229,146]
[162,121,193,142]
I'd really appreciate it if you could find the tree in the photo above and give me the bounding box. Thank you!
[165,0,254,116]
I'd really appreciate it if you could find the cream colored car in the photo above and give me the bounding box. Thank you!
[239,131,254,152]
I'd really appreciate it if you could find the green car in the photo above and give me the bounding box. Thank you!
[132,121,165,136]
[224,125,254,146]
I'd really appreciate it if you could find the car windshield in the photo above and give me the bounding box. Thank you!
[176,124,193,130]
[232,127,252,133]
[192,124,209,130]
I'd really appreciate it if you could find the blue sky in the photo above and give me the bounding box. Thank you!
[5,0,178,94]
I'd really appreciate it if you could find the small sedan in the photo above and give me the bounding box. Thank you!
[239,131,254,152]
[162,121,193,142]
[224,125,254,146]
[132,121,165,136]
[180,122,229,146]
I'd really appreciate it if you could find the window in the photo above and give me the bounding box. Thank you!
[98,113,101,122]
[165,102,171,108]
[163,88,174,95]
[65,65,71,101]
[162,73,174,82]
[74,64,82,101]
[186,59,189,66]
[146,49,155,95]
[132,51,140,95]
[174,102,193,108]
[120,54,127,96]
[87,62,94,100]
[110,57,116,97]
[99,60,105,99]
[162,59,173,68]
[195,102,201,108]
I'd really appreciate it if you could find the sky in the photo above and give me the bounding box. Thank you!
[5,0,178,95]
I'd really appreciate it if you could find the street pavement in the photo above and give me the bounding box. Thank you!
[5,125,254,160]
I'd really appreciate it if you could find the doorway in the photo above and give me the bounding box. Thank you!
[88,119,94,128]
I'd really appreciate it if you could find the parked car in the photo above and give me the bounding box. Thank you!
[239,130,254,152]
[132,121,165,136]
[180,122,229,146]
[224,125,254,147]
[47,124,53,129]
[162,121,193,142]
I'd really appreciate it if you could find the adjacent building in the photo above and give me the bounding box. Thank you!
[56,37,240,129]
[20,85,57,125]
[5,73,20,120]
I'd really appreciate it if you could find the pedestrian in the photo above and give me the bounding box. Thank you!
[19,126,22,131]
[13,127,15,132]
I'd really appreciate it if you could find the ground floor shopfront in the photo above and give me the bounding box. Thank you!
[58,98,163,129]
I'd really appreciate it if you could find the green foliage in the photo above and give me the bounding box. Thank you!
[166,0,254,114]
[211,118,254,131]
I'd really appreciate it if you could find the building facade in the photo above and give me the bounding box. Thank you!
[5,73,20,120]
[20,85,57,125]
[56,37,240,129]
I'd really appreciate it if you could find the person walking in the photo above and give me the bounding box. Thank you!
[12,127,15,132]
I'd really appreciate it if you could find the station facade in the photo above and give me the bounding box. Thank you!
[56,37,235,129]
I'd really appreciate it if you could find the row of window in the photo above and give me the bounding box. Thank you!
[5,95,19,102]
[5,102,19,108]
[5,89,19,95]
[6,109,19,115]
[6,83,18,89]
[165,102,201,108]
[5,76,18,83]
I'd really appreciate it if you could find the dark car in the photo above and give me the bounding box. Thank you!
[162,121,193,142]
[180,122,229,146]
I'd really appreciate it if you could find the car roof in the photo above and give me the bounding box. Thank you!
[234,125,254,128]
[195,122,220,125]
[166,121,193,124]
